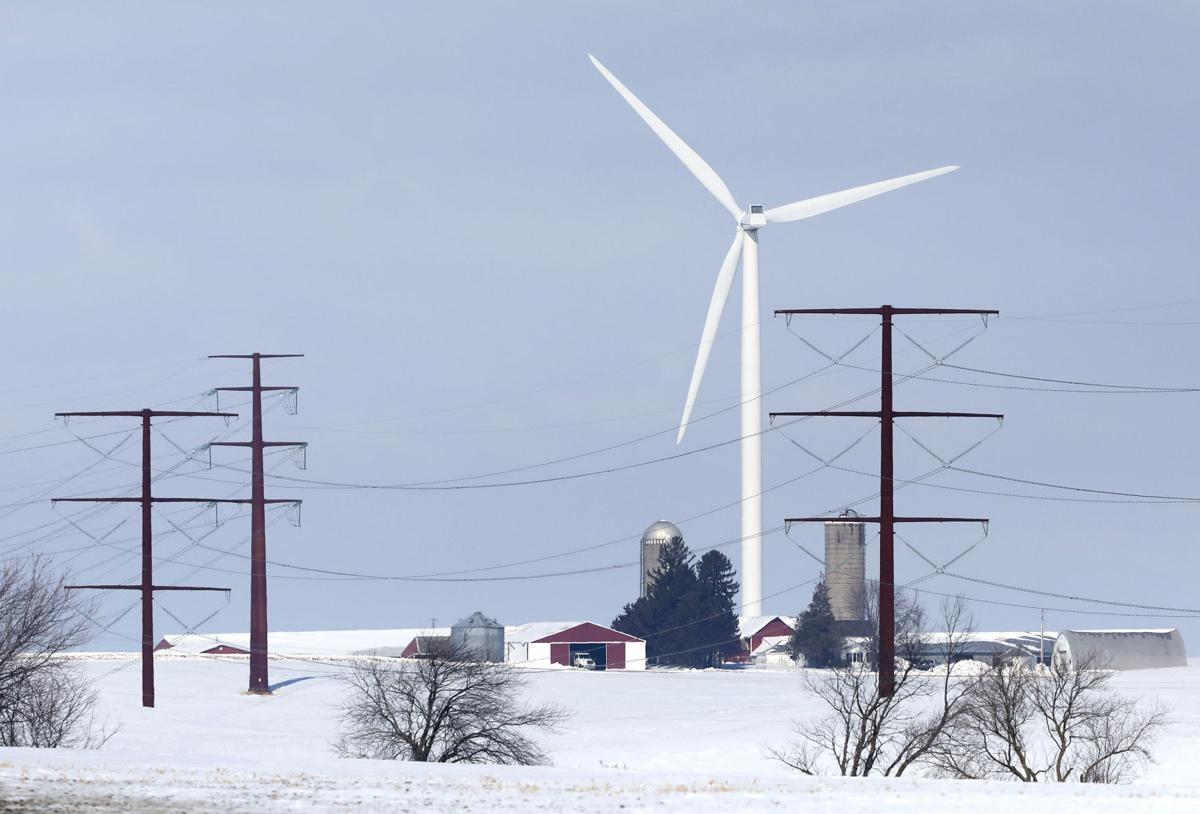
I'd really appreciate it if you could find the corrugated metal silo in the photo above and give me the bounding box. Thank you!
[824,509,866,621]
[640,520,684,597]
[450,611,505,662]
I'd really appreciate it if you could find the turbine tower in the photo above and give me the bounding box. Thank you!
[590,55,958,616]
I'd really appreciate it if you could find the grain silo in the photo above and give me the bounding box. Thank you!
[824,509,866,622]
[641,520,684,597]
[450,611,504,662]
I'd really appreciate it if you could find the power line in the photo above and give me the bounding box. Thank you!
[1005,299,1198,321]
[55,408,239,708]
[0,396,271,560]
[785,527,1200,620]
[939,361,1198,393]
[314,319,769,430]
[787,323,1199,393]
[938,570,1200,615]
[207,364,915,493]
[946,464,1200,503]
[209,352,305,694]
[775,303,1001,698]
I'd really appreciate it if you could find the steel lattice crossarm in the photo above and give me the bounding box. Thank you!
[775,306,999,320]
[208,352,304,696]
[55,410,239,419]
[53,497,301,505]
[773,411,1004,419]
[772,304,1000,699]
[52,407,238,708]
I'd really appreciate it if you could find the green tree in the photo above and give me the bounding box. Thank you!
[695,550,741,666]
[791,580,843,668]
[614,539,739,668]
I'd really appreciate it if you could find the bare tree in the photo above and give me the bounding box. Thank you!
[0,556,108,749]
[0,666,107,749]
[771,594,979,776]
[927,654,1168,783]
[335,646,568,765]
[857,579,927,668]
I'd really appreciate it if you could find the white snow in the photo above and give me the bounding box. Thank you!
[158,627,448,656]
[0,655,1197,811]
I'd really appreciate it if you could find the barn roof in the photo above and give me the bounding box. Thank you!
[739,615,797,638]
[505,621,643,645]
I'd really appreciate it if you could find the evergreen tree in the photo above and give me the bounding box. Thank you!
[643,539,698,665]
[790,579,843,667]
[614,539,739,668]
[695,550,741,666]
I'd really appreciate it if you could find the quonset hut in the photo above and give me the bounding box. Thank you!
[1053,629,1187,670]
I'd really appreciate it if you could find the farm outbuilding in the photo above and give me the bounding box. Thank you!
[399,635,451,658]
[838,631,1059,668]
[504,621,646,670]
[1054,629,1187,671]
[739,616,796,653]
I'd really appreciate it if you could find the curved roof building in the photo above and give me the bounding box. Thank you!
[1053,628,1187,670]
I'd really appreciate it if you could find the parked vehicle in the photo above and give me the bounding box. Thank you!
[571,654,597,669]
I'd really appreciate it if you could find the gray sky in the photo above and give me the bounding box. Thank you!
[1,2,1197,649]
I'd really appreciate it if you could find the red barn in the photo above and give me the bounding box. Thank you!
[740,615,797,653]
[505,621,646,670]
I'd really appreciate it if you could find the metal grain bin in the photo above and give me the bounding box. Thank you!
[450,611,504,662]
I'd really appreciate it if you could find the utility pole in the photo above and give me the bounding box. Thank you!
[773,305,1000,697]
[209,353,304,695]
[55,408,241,708]
[1040,608,1046,667]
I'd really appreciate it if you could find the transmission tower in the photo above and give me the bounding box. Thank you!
[55,408,242,708]
[772,305,1000,697]
[209,353,304,695]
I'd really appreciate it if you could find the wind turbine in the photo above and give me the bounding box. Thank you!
[589,55,958,616]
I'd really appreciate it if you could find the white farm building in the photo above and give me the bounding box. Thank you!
[1053,628,1187,670]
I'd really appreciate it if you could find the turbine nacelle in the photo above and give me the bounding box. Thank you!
[738,205,767,230]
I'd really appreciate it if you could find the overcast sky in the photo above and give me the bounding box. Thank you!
[1,2,1197,650]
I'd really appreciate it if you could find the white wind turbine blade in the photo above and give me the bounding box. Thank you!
[589,54,742,220]
[764,165,959,224]
[677,231,745,445]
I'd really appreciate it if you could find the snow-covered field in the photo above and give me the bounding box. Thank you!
[1,655,1197,812]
